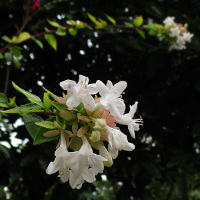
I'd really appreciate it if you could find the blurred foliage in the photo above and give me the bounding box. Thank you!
[0,0,200,199]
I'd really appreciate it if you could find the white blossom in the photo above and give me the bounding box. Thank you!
[116,101,142,138]
[163,16,175,29]
[96,80,126,119]
[46,134,106,189]
[106,126,135,159]
[60,75,98,111]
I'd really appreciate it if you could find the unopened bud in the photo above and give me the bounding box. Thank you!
[93,118,106,131]
[99,145,113,167]
[90,131,100,142]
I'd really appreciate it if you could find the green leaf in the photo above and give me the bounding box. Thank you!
[9,96,16,106]
[9,46,22,58]
[4,52,12,62]
[59,110,76,121]
[43,93,51,110]
[23,113,43,139]
[47,19,61,28]
[98,18,107,26]
[42,87,57,99]
[106,15,116,25]
[44,34,57,50]
[125,22,134,28]
[13,56,21,69]
[35,121,57,129]
[12,82,44,108]
[0,53,3,59]
[134,16,143,27]
[56,28,67,36]
[1,103,44,114]
[1,35,11,43]
[0,144,10,158]
[16,32,31,43]
[66,20,77,26]
[43,130,60,137]
[0,93,9,108]
[154,24,165,30]
[136,29,146,39]
[32,37,43,49]
[68,28,78,36]
[87,13,97,24]
[33,127,59,145]
[50,101,67,111]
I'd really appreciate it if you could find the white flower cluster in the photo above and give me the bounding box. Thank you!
[159,16,193,50]
[46,75,142,189]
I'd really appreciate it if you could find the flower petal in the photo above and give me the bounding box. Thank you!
[60,80,76,91]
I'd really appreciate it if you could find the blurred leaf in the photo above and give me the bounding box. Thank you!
[16,32,31,43]
[134,16,143,27]
[68,28,78,36]
[125,22,134,28]
[32,37,43,49]
[47,19,61,28]
[1,35,11,43]
[4,52,12,62]
[12,56,21,69]
[9,46,22,58]
[136,29,146,39]
[0,144,10,158]
[44,34,57,50]
[56,28,67,36]
[106,14,116,25]
[87,13,97,24]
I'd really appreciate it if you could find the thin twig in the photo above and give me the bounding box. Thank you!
[4,65,11,96]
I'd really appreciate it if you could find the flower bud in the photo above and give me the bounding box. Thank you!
[99,145,113,167]
[93,118,106,131]
[90,131,100,142]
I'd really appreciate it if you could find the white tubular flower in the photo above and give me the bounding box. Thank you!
[46,132,70,183]
[96,80,127,119]
[68,136,106,189]
[106,126,135,159]
[116,101,142,138]
[60,75,98,111]
[46,133,106,189]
